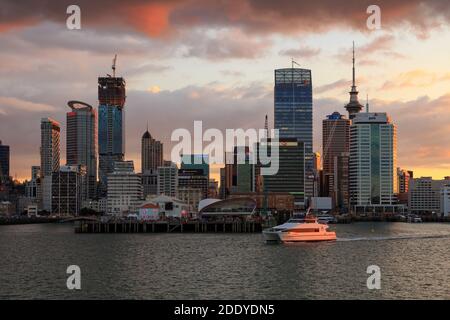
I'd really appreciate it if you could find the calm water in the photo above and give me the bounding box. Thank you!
[1,222,450,299]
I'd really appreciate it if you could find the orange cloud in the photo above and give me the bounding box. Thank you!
[125,3,174,37]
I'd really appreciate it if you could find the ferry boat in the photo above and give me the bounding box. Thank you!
[263,210,337,243]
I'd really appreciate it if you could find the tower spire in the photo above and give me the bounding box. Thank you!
[344,41,363,120]
[352,41,355,88]
[264,114,269,138]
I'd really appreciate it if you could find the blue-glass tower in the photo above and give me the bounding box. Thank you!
[98,75,126,195]
[274,67,313,206]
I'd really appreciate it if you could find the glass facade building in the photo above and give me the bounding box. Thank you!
[257,138,305,205]
[274,68,313,203]
[349,113,398,211]
[0,140,9,182]
[98,77,126,195]
[66,101,97,200]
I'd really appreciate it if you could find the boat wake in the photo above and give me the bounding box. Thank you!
[337,234,450,242]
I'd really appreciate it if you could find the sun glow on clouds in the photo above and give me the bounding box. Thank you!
[147,86,161,93]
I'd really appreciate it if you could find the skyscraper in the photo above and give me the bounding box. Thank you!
[256,138,305,206]
[66,101,97,200]
[322,112,350,200]
[40,118,60,177]
[157,164,178,198]
[349,112,399,213]
[51,165,86,216]
[274,66,313,203]
[40,118,60,211]
[141,128,163,173]
[344,43,364,120]
[0,140,10,182]
[98,58,126,195]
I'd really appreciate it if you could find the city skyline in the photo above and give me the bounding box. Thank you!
[1,1,450,182]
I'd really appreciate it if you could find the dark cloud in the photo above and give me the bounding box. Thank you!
[2,0,450,37]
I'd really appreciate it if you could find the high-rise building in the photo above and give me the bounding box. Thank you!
[107,161,143,215]
[409,177,450,215]
[178,168,208,199]
[51,165,86,216]
[157,165,178,198]
[222,147,255,196]
[0,140,10,182]
[333,152,350,211]
[274,67,313,202]
[98,66,126,195]
[344,43,364,120]
[180,154,209,180]
[40,118,60,177]
[208,179,219,199]
[25,166,41,200]
[322,112,350,200]
[256,138,305,206]
[349,112,400,213]
[66,101,97,200]
[40,118,60,212]
[142,169,158,198]
[397,168,412,205]
[141,128,163,173]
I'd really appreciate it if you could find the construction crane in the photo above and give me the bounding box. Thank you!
[112,54,117,77]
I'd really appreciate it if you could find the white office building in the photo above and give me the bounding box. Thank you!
[107,161,143,215]
[349,112,402,213]
[409,177,450,215]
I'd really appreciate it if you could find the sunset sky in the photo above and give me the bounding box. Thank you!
[1,0,450,182]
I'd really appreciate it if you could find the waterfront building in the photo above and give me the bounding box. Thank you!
[141,128,163,172]
[198,197,256,218]
[222,147,255,197]
[157,164,178,198]
[229,192,295,214]
[107,161,143,215]
[139,195,189,220]
[51,165,86,216]
[274,66,313,201]
[256,138,305,207]
[66,101,97,200]
[440,185,450,217]
[98,68,126,195]
[409,177,450,215]
[349,112,401,213]
[0,140,10,182]
[178,186,203,212]
[322,112,350,200]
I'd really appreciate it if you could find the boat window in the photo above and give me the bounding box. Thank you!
[290,228,320,233]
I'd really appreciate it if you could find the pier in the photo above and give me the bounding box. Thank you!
[74,220,266,234]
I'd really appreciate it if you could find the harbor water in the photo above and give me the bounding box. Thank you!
[0,222,449,299]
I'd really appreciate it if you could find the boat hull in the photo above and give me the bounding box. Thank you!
[262,229,282,242]
[278,231,336,242]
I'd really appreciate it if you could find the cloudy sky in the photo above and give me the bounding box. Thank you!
[1,0,450,182]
